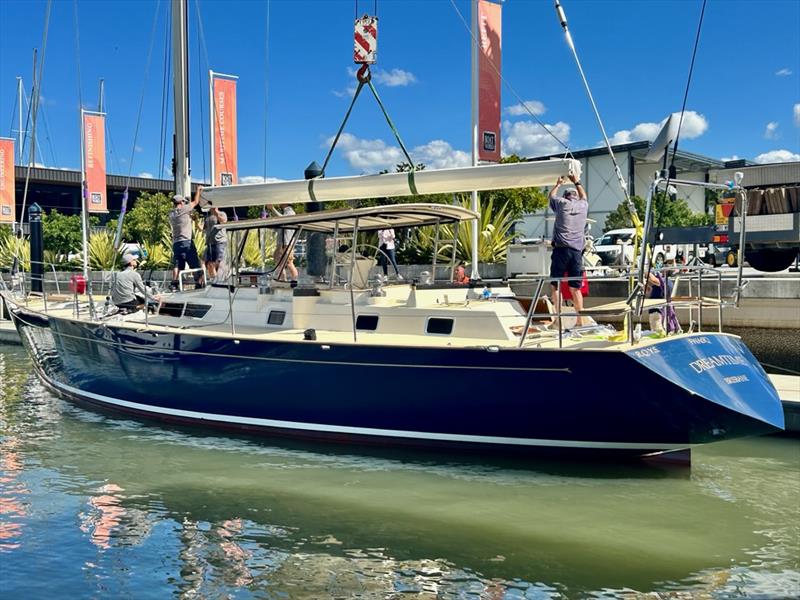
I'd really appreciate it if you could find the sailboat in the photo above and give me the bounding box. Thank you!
[1,0,784,464]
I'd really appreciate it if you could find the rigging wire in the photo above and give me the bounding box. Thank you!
[195,0,233,179]
[73,0,84,113]
[21,89,47,167]
[648,0,707,266]
[19,54,36,166]
[19,0,52,234]
[158,5,171,180]
[37,100,58,167]
[194,0,207,183]
[449,0,573,157]
[124,0,164,185]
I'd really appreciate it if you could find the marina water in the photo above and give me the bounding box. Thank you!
[1,344,797,599]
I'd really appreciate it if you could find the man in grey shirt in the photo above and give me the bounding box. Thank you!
[169,186,202,289]
[202,203,228,280]
[111,254,158,311]
[549,174,588,326]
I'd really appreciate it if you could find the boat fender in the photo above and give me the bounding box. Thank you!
[304,328,317,341]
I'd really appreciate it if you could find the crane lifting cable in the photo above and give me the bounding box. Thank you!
[310,10,419,201]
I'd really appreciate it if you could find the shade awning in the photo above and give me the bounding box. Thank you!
[219,203,478,234]
[202,159,581,209]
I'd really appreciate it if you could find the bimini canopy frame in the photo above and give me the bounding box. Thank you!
[202,159,581,209]
[218,203,478,234]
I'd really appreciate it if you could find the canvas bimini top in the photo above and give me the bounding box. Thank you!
[218,203,478,234]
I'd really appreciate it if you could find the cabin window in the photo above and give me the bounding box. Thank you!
[426,317,454,335]
[267,310,286,326]
[159,303,184,317]
[356,314,379,331]
[183,304,211,318]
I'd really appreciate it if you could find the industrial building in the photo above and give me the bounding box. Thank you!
[519,142,800,240]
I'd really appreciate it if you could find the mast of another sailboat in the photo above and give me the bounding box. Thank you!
[469,0,480,281]
[172,0,191,198]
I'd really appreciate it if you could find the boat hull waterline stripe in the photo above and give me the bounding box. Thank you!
[48,377,682,451]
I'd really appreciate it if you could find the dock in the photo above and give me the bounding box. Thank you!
[770,374,800,433]
[0,320,20,345]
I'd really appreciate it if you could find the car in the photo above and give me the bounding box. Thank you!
[593,229,635,266]
[594,228,687,268]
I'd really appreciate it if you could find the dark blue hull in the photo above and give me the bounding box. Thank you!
[7,300,784,459]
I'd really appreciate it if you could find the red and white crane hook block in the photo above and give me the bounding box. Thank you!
[354,14,378,64]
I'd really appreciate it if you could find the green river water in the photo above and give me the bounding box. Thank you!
[0,344,798,599]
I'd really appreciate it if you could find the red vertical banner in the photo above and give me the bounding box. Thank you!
[478,0,501,163]
[0,138,14,223]
[210,72,238,186]
[82,111,108,213]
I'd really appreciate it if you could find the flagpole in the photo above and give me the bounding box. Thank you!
[470,0,481,281]
[79,109,90,282]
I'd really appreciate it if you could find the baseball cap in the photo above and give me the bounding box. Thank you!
[122,253,137,266]
[172,194,186,203]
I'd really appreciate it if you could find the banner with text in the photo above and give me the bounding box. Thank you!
[0,138,14,223]
[478,0,501,162]
[82,111,107,213]
[210,72,238,186]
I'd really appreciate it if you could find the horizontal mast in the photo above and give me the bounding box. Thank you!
[201,158,581,208]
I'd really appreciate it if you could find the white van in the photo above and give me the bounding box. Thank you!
[594,228,685,267]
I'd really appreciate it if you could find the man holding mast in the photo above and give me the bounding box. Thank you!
[549,174,588,327]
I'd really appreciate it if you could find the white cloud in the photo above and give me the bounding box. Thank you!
[720,155,740,162]
[764,121,779,139]
[776,68,792,76]
[504,100,546,117]
[794,103,800,127]
[134,145,143,153]
[325,133,469,172]
[753,149,800,164]
[239,175,284,184]
[137,171,154,179]
[373,68,417,87]
[502,120,571,157]
[608,111,709,145]
[412,140,470,169]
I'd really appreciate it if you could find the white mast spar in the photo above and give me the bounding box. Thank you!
[172,0,191,198]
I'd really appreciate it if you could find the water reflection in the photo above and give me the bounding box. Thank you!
[0,345,798,598]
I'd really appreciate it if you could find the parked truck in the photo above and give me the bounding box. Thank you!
[711,162,800,272]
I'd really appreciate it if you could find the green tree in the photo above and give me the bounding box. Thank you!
[122,192,173,247]
[42,209,90,257]
[485,155,549,220]
[603,194,712,232]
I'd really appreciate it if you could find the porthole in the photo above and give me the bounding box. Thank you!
[356,314,379,331]
[267,310,286,326]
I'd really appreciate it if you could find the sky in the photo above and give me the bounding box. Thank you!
[1,0,798,184]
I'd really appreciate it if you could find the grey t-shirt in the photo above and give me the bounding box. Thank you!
[204,213,227,246]
[111,268,149,306]
[169,204,194,242]
[550,195,588,251]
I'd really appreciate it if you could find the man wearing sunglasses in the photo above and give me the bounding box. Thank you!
[549,173,588,327]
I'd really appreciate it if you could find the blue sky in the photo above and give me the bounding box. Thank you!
[1,0,798,183]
